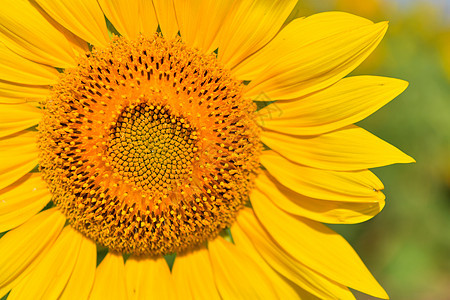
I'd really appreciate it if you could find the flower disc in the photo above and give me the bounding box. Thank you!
[38,35,261,255]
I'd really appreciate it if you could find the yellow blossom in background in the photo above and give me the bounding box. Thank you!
[336,0,387,19]
[438,31,450,80]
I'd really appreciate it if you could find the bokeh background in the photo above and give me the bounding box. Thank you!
[289,0,450,299]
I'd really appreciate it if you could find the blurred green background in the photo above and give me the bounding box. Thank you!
[291,0,450,299]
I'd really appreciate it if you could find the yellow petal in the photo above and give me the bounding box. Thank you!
[98,0,140,40]
[174,0,233,54]
[0,80,50,103]
[172,247,220,299]
[261,151,385,202]
[0,208,65,297]
[208,236,278,299]
[218,0,297,69]
[89,252,127,300]
[9,226,83,300]
[34,0,110,47]
[257,76,409,135]
[0,131,39,191]
[0,173,51,232]
[251,190,389,299]
[244,18,388,100]
[234,208,355,299]
[0,103,41,138]
[229,216,303,299]
[234,12,373,80]
[0,0,84,68]
[255,172,385,224]
[262,125,415,171]
[125,256,174,300]
[67,33,90,58]
[153,0,179,38]
[138,0,158,36]
[0,98,39,107]
[59,233,97,300]
[0,42,59,85]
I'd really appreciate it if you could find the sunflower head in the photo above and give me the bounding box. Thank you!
[0,0,415,299]
[38,35,261,255]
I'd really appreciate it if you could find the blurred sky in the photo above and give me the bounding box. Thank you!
[394,0,449,8]
[394,0,450,22]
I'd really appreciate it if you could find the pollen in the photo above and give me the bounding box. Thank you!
[38,35,261,255]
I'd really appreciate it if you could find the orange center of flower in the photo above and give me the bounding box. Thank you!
[38,35,261,255]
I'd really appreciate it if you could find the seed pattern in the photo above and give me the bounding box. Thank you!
[38,35,261,255]
[108,104,197,192]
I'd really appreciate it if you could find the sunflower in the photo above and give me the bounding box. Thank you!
[0,0,414,299]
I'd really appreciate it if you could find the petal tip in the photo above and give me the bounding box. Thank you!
[398,151,416,164]
[386,78,409,99]
[375,21,389,35]
[407,156,416,164]
[395,79,409,92]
